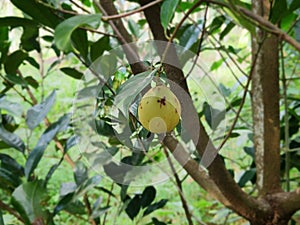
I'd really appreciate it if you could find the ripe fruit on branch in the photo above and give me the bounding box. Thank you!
[138,85,181,134]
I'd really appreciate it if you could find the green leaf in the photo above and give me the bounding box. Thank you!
[26,90,56,130]
[64,200,86,215]
[220,21,235,40]
[128,19,140,38]
[60,67,84,80]
[143,199,168,216]
[0,167,22,189]
[64,135,80,152]
[289,0,300,12]
[54,193,75,215]
[160,0,179,30]
[90,36,111,62]
[115,69,156,118]
[125,195,141,220]
[223,5,255,34]
[25,114,71,180]
[54,14,101,52]
[76,175,102,196]
[24,76,39,89]
[4,50,28,74]
[37,114,70,147]
[92,204,110,219]
[0,153,24,177]
[141,186,156,208]
[74,161,88,186]
[295,20,300,43]
[10,0,61,28]
[12,180,48,224]
[93,119,115,137]
[219,83,231,97]
[0,96,23,117]
[209,15,226,34]
[238,168,256,187]
[24,145,45,180]
[210,58,223,71]
[0,210,4,225]
[152,217,167,225]
[0,125,25,152]
[71,29,89,62]
[243,146,255,159]
[203,102,225,130]
[0,17,40,52]
[5,74,28,87]
[270,0,287,23]
[179,23,201,51]
[94,54,118,78]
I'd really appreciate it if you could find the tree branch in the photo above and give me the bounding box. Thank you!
[163,134,231,208]
[102,0,163,21]
[274,188,300,216]
[205,0,300,52]
[163,146,194,225]
[95,0,147,74]
[0,200,24,223]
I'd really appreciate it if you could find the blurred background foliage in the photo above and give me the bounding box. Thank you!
[0,0,299,224]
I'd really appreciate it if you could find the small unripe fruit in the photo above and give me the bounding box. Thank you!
[138,85,181,134]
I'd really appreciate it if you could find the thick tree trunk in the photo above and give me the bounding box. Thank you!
[251,0,281,196]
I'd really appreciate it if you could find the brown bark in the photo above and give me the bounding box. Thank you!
[251,0,281,195]
[98,0,148,74]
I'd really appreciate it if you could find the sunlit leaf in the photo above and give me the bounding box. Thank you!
[54,14,101,52]
[12,180,48,224]
[160,0,179,30]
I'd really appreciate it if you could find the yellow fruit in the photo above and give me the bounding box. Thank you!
[138,85,181,134]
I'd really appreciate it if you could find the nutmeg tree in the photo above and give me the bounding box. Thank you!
[0,0,300,224]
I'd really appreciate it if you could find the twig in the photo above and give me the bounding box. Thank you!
[0,200,24,223]
[0,74,33,105]
[205,0,300,52]
[70,0,91,14]
[216,39,264,151]
[102,0,163,21]
[80,26,117,37]
[280,43,290,191]
[83,194,97,225]
[102,182,114,225]
[161,0,205,68]
[185,3,209,80]
[163,146,194,225]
